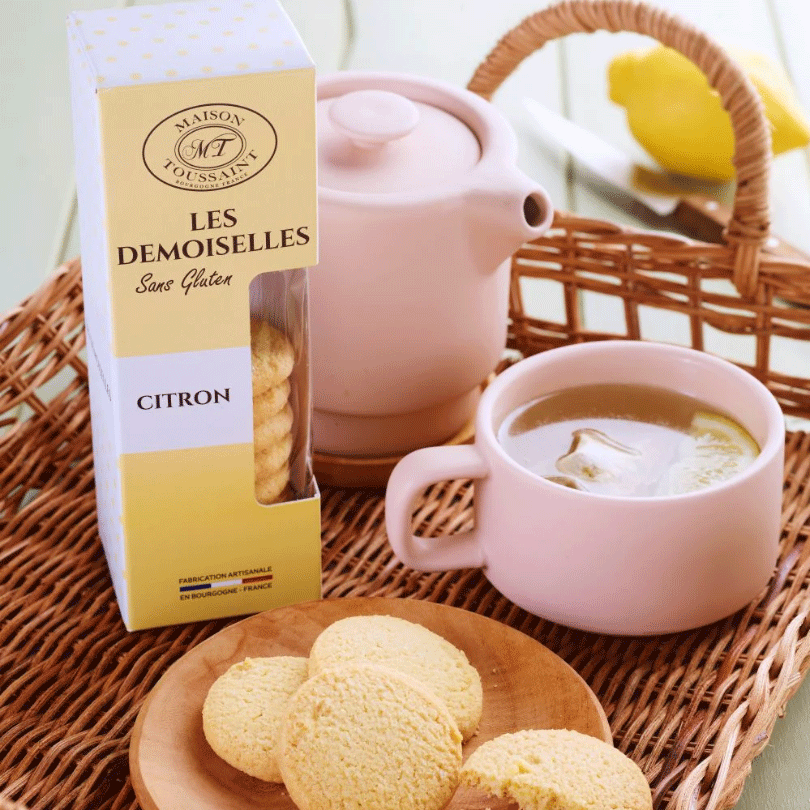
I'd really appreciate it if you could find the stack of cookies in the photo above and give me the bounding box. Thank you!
[201,614,653,810]
[251,319,295,504]
[202,615,481,810]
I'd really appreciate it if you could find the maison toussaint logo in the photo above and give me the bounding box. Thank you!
[143,103,277,191]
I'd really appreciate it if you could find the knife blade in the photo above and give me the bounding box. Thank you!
[523,96,810,264]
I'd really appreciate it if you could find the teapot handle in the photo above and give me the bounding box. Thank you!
[467,0,772,298]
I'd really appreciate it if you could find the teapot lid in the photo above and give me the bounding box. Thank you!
[317,87,481,194]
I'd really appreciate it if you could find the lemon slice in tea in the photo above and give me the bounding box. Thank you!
[663,412,759,495]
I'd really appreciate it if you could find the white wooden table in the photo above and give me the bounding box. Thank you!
[4,1,810,807]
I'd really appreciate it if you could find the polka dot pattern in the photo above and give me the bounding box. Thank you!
[67,0,310,88]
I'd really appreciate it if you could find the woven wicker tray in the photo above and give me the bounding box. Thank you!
[3,2,810,809]
[2,256,810,810]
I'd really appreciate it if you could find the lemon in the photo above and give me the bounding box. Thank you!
[609,45,810,180]
[664,411,759,495]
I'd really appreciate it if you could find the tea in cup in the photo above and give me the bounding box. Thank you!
[498,382,760,498]
[385,341,785,635]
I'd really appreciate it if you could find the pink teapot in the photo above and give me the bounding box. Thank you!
[311,72,554,458]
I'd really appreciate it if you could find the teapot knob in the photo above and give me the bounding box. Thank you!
[328,89,419,149]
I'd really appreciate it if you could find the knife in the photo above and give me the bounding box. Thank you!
[523,96,810,264]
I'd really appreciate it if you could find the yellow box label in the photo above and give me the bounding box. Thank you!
[99,70,317,358]
[119,444,321,630]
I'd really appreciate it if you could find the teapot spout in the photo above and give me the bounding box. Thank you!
[466,167,554,270]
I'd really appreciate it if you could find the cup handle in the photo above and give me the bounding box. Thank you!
[385,445,488,571]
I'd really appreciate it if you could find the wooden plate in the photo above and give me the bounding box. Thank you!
[130,597,610,810]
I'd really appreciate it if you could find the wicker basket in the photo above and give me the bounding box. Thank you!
[471,0,810,415]
[2,2,810,809]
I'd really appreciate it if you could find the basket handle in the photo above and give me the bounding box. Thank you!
[468,0,772,297]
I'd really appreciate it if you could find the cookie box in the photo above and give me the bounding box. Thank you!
[67,0,321,630]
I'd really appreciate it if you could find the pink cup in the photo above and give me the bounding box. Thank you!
[385,341,785,635]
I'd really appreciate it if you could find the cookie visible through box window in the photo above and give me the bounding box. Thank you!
[250,270,315,505]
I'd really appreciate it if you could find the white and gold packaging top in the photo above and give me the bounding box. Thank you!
[67,0,321,632]
[67,1,311,88]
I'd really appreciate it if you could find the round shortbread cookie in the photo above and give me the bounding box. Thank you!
[254,402,294,446]
[202,656,308,782]
[255,433,293,478]
[251,320,295,393]
[307,614,482,741]
[253,378,291,421]
[255,462,290,505]
[460,729,653,810]
[277,663,462,810]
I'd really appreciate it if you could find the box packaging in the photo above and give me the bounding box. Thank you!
[67,0,321,630]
